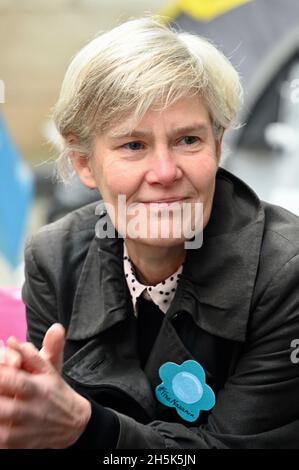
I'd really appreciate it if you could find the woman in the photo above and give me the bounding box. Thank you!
[1,17,299,449]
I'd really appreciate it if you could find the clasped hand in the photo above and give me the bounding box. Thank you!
[0,324,91,448]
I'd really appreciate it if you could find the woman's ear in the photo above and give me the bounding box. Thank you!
[67,135,97,189]
[71,153,97,189]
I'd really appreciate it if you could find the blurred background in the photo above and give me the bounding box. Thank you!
[1,0,299,294]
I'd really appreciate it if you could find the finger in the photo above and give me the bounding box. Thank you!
[0,347,22,369]
[0,422,36,449]
[5,336,20,349]
[0,423,41,449]
[0,367,36,399]
[40,324,65,373]
[6,340,52,375]
[20,343,53,375]
[0,395,29,425]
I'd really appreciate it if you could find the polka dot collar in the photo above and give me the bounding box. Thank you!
[123,243,183,316]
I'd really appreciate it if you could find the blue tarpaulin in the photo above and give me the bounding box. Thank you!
[0,114,34,267]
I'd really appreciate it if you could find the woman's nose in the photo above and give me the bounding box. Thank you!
[145,148,183,186]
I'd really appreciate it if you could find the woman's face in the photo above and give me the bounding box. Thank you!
[74,95,223,248]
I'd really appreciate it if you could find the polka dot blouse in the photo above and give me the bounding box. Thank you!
[123,243,183,316]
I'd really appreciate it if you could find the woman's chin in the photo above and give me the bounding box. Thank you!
[125,234,190,248]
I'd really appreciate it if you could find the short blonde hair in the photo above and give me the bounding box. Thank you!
[53,16,243,181]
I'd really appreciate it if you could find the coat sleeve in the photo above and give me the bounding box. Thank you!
[22,235,59,350]
[112,255,299,449]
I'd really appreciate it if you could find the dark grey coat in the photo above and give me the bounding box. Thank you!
[22,168,299,449]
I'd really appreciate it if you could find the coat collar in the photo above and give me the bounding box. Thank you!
[67,168,265,343]
[66,215,130,340]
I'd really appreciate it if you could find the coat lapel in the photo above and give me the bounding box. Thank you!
[66,204,131,341]
[144,316,198,388]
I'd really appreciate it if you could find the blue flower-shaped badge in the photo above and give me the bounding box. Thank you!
[155,360,216,422]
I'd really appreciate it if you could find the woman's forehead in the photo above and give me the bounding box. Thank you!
[104,96,211,138]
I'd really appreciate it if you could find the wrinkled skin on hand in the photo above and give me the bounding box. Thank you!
[0,324,91,449]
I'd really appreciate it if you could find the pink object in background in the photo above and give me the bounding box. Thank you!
[0,288,26,342]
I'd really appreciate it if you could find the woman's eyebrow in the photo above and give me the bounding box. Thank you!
[108,123,209,140]
[169,124,209,137]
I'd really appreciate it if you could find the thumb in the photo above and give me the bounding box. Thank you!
[40,323,65,373]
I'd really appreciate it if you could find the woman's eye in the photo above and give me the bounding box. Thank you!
[123,141,144,151]
[178,136,200,146]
